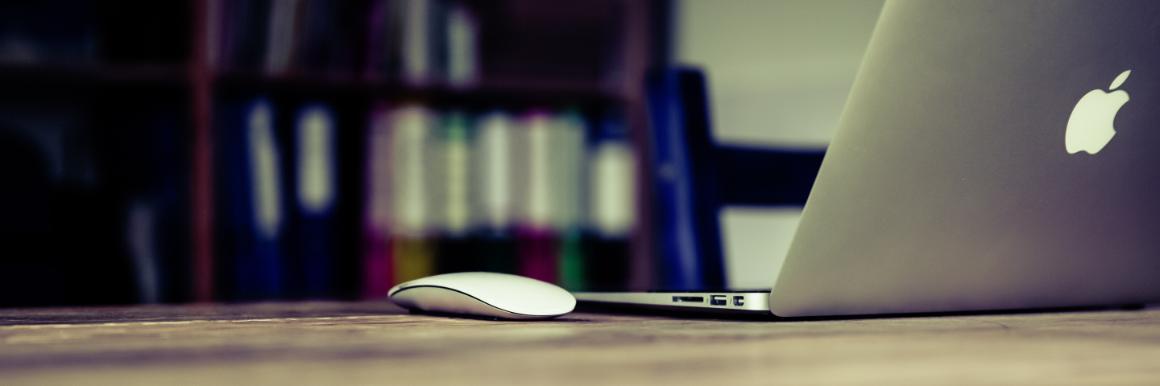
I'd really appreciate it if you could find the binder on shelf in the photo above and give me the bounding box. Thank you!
[472,111,519,274]
[557,230,585,290]
[399,0,443,85]
[263,0,302,75]
[125,110,192,304]
[434,111,478,273]
[295,0,362,75]
[215,0,272,72]
[445,2,479,87]
[583,109,635,291]
[516,111,559,283]
[362,103,394,298]
[388,104,437,284]
[516,227,557,283]
[365,0,479,85]
[296,0,334,74]
[644,67,726,290]
[292,103,338,298]
[641,68,825,292]
[552,110,587,291]
[218,98,286,300]
[126,199,162,303]
[363,0,398,79]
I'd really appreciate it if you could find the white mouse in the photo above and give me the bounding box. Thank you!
[388,272,576,320]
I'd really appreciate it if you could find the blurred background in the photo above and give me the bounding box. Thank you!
[0,0,882,306]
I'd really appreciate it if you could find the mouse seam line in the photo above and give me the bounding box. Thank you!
[390,285,571,317]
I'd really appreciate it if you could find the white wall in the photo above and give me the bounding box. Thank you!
[676,0,883,148]
[675,0,883,288]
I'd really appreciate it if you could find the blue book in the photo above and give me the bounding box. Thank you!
[219,98,285,300]
[127,109,191,304]
[644,67,726,290]
[292,103,338,298]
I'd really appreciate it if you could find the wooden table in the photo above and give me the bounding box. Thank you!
[2,302,1159,385]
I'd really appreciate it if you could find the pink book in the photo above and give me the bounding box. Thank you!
[362,104,394,298]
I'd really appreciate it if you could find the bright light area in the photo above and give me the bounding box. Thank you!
[676,0,882,148]
[720,206,802,289]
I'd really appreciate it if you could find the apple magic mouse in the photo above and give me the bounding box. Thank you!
[388,272,576,320]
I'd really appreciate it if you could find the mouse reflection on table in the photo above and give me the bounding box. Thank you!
[388,272,577,320]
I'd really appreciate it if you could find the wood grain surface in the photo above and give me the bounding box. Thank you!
[1,302,1159,385]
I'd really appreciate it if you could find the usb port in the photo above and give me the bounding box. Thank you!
[672,296,704,303]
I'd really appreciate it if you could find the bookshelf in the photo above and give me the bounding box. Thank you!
[0,0,663,305]
[213,73,624,106]
[0,64,188,91]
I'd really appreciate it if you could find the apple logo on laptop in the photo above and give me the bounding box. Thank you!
[1065,70,1132,154]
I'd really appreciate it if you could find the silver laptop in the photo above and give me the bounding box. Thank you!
[575,0,1160,318]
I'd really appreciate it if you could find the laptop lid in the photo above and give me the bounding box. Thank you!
[771,0,1160,317]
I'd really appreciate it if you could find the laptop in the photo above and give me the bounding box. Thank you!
[575,0,1160,318]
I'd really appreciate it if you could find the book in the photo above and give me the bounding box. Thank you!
[516,111,559,283]
[363,0,397,79]
[388,104,436,284]
[644,67,726,290]
[365,0,477,85]
[445,2,479,87]
[215,0,271,72]
[295,0,363,75]
[122,109,191,304]
[399,0,442,85]
[362,103,394,298]
[433,111,478,273]
[552,110,587,290]
[292,103,338,298]
[583,109,635,291]
[218,98,286,300]
[264,0,302,75]
[472,111,519,274]
[125,199,162,303]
